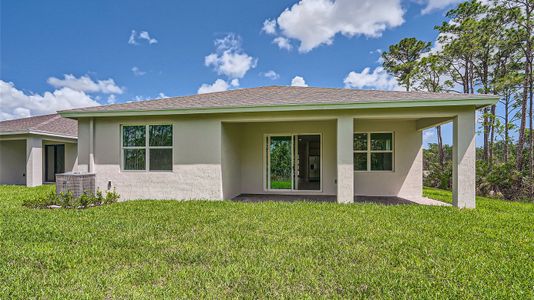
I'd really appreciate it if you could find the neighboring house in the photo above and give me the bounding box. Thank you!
[59,86,498,208]
[0,114,78,186]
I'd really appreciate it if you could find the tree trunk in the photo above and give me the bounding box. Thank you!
[517,62,529,170]
[504,96,510,164]
[437,125,444,168]
[489,105,496,168]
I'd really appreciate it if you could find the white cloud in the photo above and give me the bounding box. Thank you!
[419,0,462,14]
[128,30,137,45]
[0,80,100,121]
[273,36,293,50]
[197,79,231,94]
[158,92,168,98]
[263,70,280,80]
[230,79,240,87]
[262,19,277,35]
[265,0,404,53]
[131,66,146,76]
[204,34,257,79]
[291,76,308,87]
[139,31,158,44]
[107,94,117,104]
[343,66,401,91]
[423,129,436,147]
[47,74,124,94]
[128,30,158,45]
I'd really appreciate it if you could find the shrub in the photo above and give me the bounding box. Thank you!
[104,187,120,204]
[22,188,120,209]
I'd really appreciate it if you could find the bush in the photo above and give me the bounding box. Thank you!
[22,188,120,209]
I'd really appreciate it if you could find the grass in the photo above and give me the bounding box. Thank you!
[270,180,292,189]
[1,185,533,298]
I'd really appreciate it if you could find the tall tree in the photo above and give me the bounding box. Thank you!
[381,38,431,91]
[499,0,534,171]
[415,53,452,167]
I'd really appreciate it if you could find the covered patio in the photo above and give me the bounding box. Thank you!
[232,194,450,206]
[221,106,477,208]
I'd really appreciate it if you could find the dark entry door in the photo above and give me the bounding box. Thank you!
[45,145,65,182]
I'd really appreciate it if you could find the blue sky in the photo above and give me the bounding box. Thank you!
[1,0,471,146]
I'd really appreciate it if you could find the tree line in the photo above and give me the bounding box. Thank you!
[381,0,533,201]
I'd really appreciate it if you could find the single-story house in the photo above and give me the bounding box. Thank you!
[58,86,498,208]
[0,114,78,186]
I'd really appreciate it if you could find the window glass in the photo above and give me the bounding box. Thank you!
[124,149,146,170]
[354,152,367,171]
[370,133,392,151]
[371,153,393,171]
[123,126,146,147]
[149,149,172,171]
[353,133,368,151]
[149,125,173,147]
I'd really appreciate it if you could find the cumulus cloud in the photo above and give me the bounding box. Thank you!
[204,34,257,79]
[128,30,158,45]
[343,67,401,91]
[47,74,124,94]
[291,76,308,87]
[131,66,146,76]
[423,129,436,147]
[262,19,277,34]
[0,80,100,121]
[197,79,231,94]
[264,0,404,52]
[419,0,462,14]
[263,70,280,80]
[273,36,293,50]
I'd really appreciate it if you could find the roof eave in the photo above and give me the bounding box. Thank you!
[0,130,77,140]
[59,97,499,118]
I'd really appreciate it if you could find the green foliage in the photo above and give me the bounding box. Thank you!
[2,185,534,298]
[381,37,431,91]
[269,137,292,182]
[22,187,119,209]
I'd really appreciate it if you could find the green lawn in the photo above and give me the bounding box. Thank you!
[1,185,533,298]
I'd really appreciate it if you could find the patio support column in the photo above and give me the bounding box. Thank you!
[26,137,43,187]
[452,109,476,208]
[337,116,354,203]
[89,117,95,173]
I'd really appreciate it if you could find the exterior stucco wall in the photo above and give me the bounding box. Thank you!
[77,118,90,173]
[221,123,242,199]
[0,140,26,184]
[91,116,223,200]
[353,119,422,198]
[238,120,337,195]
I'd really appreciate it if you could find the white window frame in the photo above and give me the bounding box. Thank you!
[353,131,394,172]
[121,124,173,172]
[263,133,323,193]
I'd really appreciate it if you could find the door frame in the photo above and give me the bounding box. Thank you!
[44,144,65,182]
[263,133,323,193]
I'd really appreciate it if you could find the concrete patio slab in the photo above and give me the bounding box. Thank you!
[232,194,450,206]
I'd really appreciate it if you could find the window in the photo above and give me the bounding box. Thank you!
[353,132,393,171]
[122,125,173,171]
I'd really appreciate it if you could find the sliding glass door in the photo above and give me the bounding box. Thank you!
[266,134,321,191]
[267,136,293,190]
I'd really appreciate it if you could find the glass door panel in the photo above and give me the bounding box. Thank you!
[268,136,293,190]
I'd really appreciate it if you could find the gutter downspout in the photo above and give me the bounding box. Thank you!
[89,117,95,173]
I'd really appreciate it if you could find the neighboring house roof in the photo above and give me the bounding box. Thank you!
[60,86,500,117]
[0,114,77,138]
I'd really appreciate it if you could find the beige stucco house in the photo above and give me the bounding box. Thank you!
[58,86,498,208]
[0,114,78,186]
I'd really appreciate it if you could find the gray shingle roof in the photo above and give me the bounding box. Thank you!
[0,114,77,138]
[61,86,498,115]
